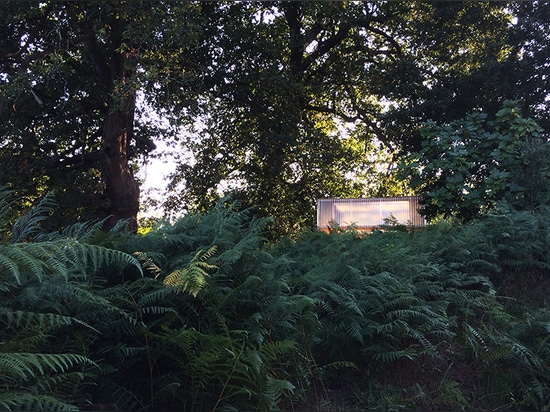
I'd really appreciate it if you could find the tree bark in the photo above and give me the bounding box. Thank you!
[82,13,140,232]
[104,17,140,232]
[102,107,139,232]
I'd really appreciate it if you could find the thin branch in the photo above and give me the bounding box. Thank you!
[358,21,403,57]
[301,23,352,72]
[80,23,112,88]
[58,150,103,170]
[305,103,359,123]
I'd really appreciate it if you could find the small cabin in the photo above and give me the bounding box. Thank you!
[317,196,426,233]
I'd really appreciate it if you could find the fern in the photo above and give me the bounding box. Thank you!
[0,308,93,332]
[162,246,218,297]
[371,347,422,363]
[4,192,546,411]
[0,353,91,411]
[0,191,159,410]
[141,239,304,412]
[35,216,109,243]
[264,375,296,411]
[0,392,79,411]
[0,353,91,380]
[151,326,298,411]
[0,240,142,285]
[11,192,57,243]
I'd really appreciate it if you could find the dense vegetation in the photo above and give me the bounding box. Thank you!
[2,2,550,411]
[2,190,550,411]
[2,2,550,236]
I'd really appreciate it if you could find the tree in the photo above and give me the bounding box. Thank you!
[3,2,549,236]
[507,2,550,129]
[0,1,202,231]
[164,1,540,237]
[165,1,411,236]
[378,1,550,152]
[398,101,550,220]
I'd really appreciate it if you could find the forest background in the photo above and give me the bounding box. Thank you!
[1,1,549,235]
[2,1,550,411]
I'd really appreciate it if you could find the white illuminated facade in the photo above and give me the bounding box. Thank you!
[317,197,425,232]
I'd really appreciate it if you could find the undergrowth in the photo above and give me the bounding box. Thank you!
[2,193,550,411]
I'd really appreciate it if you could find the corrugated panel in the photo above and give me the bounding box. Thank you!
[317,197,425,231]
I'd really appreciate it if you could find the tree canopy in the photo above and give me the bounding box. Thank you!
[399,101,550,220]
[1,1,549,236]
[0,1,203,230]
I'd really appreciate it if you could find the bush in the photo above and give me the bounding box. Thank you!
[399,101,550,220]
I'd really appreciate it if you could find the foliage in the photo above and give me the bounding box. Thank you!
[166,1,535,237]
[380,2,550,152]
[399,101,550,220]
[0,1,206,230]
[3,2,550,235]
[122,201,315,410]
[148,326,297,411]
[4,192,550,411]
[272,208,550,410]
[0,192,142,410]
[162,246,217,297]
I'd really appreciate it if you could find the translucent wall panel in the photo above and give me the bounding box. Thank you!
[317,197,425,231]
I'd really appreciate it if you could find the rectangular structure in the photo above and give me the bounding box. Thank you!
[317,197,425,232]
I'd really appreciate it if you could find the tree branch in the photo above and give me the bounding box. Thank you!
[59,150,104,170]
[301,23,352,72]
[283,3,304,76]
[357,21,403,57]
[305,103,359,123]
[80,23,112,88]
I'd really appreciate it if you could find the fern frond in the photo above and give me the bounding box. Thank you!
[134,281,177,307]
[37,217,109,243]
[341,318,365,344]
[0,353,92,380]
[31,371,86,397]
[11,192,57,243]
[0,391,79,411]
[464,323,489,359]
[372,347,421,363]
[316,360,358,372]
[0,240,142,285]
[139,306,176,316]
[76,242,143,275]
[509,340,543,369]
[0,243,47,283]
[133,251,162,277]
[0,249,21,282]
[257,339,297,360]
[97,343,147,360]
[0,309,93,332]
[94,380,144,411]
[264,375,295,410]
[163,246,218,297]
[109,218,133,234]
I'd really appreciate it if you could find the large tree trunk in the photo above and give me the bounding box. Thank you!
[82,14,140,232]
[103,107,140,232]
[104,19,140,232]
